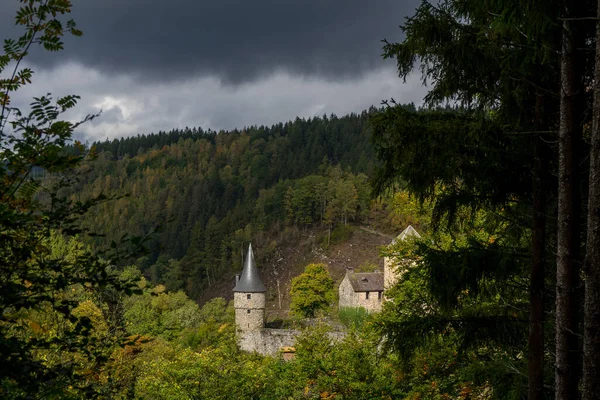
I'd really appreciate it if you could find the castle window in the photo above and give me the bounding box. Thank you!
[247,294,251,300]
[247,309,251,314]
[365,291,370,299]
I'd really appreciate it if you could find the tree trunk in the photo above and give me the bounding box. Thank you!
[556,14,582,400]
[529,92,546,400]
[277,279,282,309]
[582,2,600,397]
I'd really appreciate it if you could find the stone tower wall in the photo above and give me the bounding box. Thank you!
[383,256,398,290]
[234,292,265,331]
[384,256,413,292]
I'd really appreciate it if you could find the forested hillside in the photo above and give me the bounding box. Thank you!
[73,110,411,299]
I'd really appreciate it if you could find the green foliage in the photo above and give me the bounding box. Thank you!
[102,293,238,399]
[355,262,379,273]
[284,325,404,399]
[369,1,575,397]
[329,224,354,245]
[124,289,202,341]
[338,307,370,329]
[371,107,530,229]
[180,297,235,350]
[132,340,282,400]
[0,2,145,397]
[376,228,530,398]
[387,191,432,233]
[290,263,335,318]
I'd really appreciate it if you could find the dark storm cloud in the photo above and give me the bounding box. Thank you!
[0,0,419,84]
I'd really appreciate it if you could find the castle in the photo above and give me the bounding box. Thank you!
[233,244,303,356]
[233,226,420,356]
[338,225,421,312]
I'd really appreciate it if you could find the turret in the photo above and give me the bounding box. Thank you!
[233,244,266,331]
[384,225,421,290]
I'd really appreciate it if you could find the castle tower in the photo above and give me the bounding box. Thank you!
[384,225,421,290]
[233,244,266,331]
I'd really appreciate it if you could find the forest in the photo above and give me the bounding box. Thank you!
[72,111,391,299]
[2,0,600,399]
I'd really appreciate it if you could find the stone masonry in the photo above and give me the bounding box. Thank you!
[383,225,421,290]
[233,292,265,331]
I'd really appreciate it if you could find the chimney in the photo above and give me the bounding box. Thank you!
[346,267,354,276]
[235,274,240,284]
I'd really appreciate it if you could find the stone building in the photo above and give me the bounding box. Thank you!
[338,268,384,312]
[337,225,422,313]
[383,225,421,290]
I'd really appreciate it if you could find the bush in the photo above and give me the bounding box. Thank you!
[330,224,354,244]
[338,307,370,329]
[320,224,355,249]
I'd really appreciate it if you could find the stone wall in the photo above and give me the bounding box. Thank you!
[383,256,398,290]
[238,328,346,357]
[238,329,299,356]
[338,276,355,308]
[355,290,383,312]
[384,257,414,294]
[234,292,265,331]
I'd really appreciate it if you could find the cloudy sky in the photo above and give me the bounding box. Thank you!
[1,0,426,142]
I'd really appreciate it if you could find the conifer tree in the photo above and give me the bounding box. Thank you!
[555,1,590,397]
[371,1,563,398]
[583,1,600,397]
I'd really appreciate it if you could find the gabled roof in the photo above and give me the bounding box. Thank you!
[347,272,384,292]
[233,244,266,293]
[391,225,421,244]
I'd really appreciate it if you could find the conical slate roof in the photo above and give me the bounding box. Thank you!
[391,225,421,244]
[233,244,266,293]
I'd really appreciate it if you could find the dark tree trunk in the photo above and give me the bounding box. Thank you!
[556,12,582,400]
[582,2,600,398]
[529,92,546,400]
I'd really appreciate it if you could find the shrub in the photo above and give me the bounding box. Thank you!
[338,307,370,329]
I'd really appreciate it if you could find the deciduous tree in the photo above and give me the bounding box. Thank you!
[290,263,335,318]
[0,1,141,396]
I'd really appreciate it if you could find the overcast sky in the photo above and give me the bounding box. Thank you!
[1,0,426,142]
